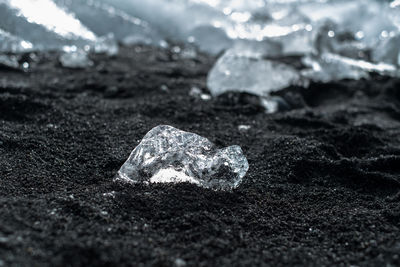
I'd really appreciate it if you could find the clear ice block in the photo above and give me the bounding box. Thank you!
[116,125,249,191]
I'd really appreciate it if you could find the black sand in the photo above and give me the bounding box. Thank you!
[1,46,400,266]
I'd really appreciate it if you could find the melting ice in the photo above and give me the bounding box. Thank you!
[116,125,249,191]
[1,0,400,91]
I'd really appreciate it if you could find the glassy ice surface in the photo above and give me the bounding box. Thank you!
[207,49,300,97]
[116,125,249,191]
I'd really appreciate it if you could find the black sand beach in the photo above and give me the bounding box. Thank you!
[1,46,400,266]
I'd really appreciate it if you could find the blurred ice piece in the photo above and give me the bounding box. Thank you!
[302,53,399,82]
[0,29,33,53]
[116,125,249,191]
[189,86,211,100]
[372,34,400,66]
[188,25,233,54]
[0,54,19,70]
[278,27,316,55]
[390,0,400,29]
[207,49,300,97]
[261,98,279,114]
[261,96,291,113]
[0,0,97,50]
[59,49,93,69]
[300,0,398,48]
[391,0,400,8]
[93,33,119,56]
[238,125,251,132]
[314,21,368,60]
[229,39,282,58]
[53,0,163,46]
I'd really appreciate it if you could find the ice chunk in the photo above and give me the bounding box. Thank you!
[116,125,249,191]
[188,25,233,55]
[0,55,19,70]
[189,86,211,100]
[54,0,163,46]
[0,0,96,50]
[261,97,280,114]
[207,49,300,97]
[301,53,399,82]
[372,34,400,66]
[275,27,317,55]
[94,33,119,56]
[238,125,251,132]
[59,50,93,69]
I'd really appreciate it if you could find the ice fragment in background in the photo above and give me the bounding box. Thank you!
[372,34,400,66]
[94,33,119,56]
[0,29,33,53]
[0,0,96,50]
[238,125,251,132]
[189,86,211,100]
[279,28,316,55]
[59,50,93,69]
[301,53,399,82]
[116,125,249,191]
[53,0,163,46]
[0,55,19,70]
[261,97,280,114]
[207,49,300,97]
[188,25,233,54]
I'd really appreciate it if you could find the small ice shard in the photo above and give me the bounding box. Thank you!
[116,125,249,191]
[0,0,96,50]
[59,50,93,69]
[189,86,211,100]
[238,125,251,132]
[207,49,300,97]
[160,85,169,92]
[261,97,280,114]
[54,0,160,42]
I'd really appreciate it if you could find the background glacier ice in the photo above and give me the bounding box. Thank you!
[1,0,399,92]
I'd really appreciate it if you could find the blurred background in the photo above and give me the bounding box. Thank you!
[1,0,399,100]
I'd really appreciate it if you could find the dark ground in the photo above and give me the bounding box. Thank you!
[1,45,400,267]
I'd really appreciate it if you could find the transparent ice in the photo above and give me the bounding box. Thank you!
[207,48,300,97]
[116,125,249,191]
